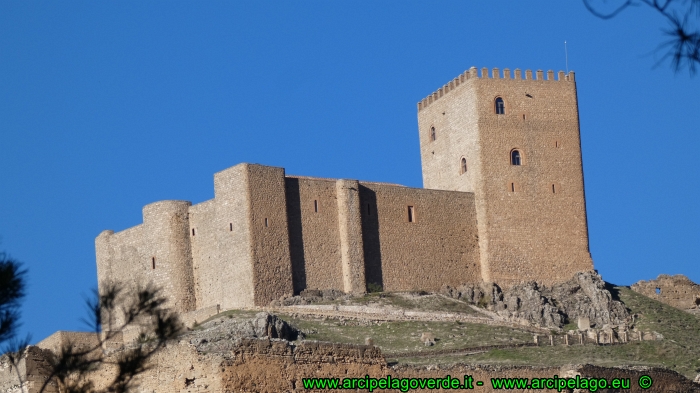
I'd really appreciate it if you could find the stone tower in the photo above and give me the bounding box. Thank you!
[417,67,593,287]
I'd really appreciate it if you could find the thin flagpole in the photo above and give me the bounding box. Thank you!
[565,41,569,73]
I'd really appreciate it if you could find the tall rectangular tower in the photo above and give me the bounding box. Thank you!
[417,67,593,287]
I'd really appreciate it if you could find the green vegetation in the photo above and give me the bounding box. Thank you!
[391,288,700,379]
[315,292,481,316]
[197,287,700,379]
[278,315,533,356]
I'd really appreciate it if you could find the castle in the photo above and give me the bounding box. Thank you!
[95,67,594,323]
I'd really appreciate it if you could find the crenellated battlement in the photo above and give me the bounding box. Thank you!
[417,67,575,111]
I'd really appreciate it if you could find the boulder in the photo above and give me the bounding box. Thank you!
[420,332,436,346]
[188,312,302,352]
[251,312,300,340]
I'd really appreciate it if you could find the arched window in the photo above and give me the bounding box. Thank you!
[460,158,467,174]
[495,97,505,114]
[511,150,522,165]
[430,126,436,141]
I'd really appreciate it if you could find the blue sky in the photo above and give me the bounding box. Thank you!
[1,1,697,342]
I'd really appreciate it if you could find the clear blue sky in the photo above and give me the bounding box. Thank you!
[1,1,697,342]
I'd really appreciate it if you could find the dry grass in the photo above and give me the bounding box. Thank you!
[397,287,700,378]
[195,287,700,379]
[278,314,533,356]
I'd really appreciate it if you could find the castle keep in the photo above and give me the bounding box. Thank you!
[96,67,594,321]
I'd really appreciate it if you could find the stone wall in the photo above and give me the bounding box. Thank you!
[247,165,296,305]
[8,338,699,393]
[206,163,257,309]
[418,67,593,287]
[95,200,195,327]
[631,274,700,310]
[96,164,482,312]
[359,182,480,292]
[286,177,344,293]
[0,346,58,393]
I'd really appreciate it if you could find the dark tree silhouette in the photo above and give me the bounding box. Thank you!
[1,250,181,393]
[584,0,700,74]
[0,252,26,345]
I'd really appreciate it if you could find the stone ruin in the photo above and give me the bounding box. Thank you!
[631,274,700,312]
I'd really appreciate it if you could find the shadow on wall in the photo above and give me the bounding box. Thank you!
[360,185,383,291]
[285,178,307,294]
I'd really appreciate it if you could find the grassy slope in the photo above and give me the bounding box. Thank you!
[280,315,533,356]
[309,292,481,316]
[421,287,700,379]
[197,288,700,378]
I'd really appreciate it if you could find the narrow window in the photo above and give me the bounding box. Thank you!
[495,97,505,114]
[407,206,415,223]
[191,228,195,236]
[511,183,515,192]
[511,150,522,165]
[229,223,233,231]
[460,158,467,175]
[552,184,556,193]
[430,126,436,142]
[151,257,155,270]
[314,200,318,213]
[522,114,526,120]
[264,218,269,227]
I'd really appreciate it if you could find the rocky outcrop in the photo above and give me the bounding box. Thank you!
[189,312,302,352]
[441,271,629,329]
[543,271,630,328]
[271,289,350,306]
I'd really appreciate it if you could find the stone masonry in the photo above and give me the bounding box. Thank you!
[631,274,700,311]
[96,67,594,324]
[418,67,593,287]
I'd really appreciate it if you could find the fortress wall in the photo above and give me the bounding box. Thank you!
[95,225,146,328]
[246,164,295,305]
[35,331,125,357]
[143,200,196,314]
[212,164,256,309]
[36,331,100,355]
[285,177,343,294]
[0,346,58,393]
[418,77,481,195]
[418,68,593,288]
[359,183,480,292]
[336,180,366,294]
[188,199,224,310]
[417,78,489,282]
[471,75,592,286]
[95,201,197,326]
[96,226,144,290]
